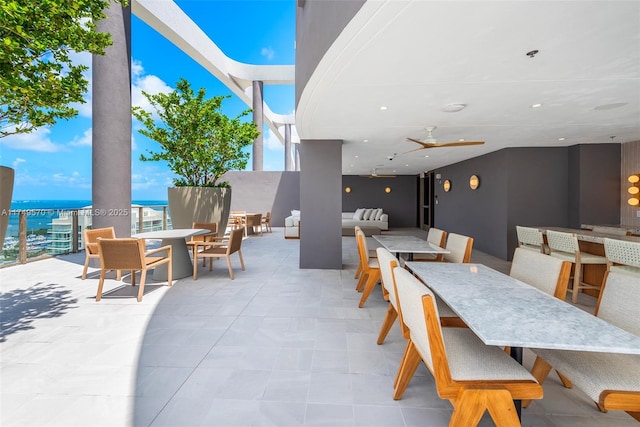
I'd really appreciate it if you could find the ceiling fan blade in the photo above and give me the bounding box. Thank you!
[428,141,485,148]
[406,137,434,148]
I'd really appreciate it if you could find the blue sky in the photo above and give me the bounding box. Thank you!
[1,0,296,201]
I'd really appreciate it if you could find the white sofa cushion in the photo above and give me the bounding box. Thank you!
[291,209,300,217]
[374,208,383,220]
[363,208,373,220]
[353,208,365,220]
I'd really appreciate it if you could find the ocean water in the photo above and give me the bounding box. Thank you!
[5,200,168,237]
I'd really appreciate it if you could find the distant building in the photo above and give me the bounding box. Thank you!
[47,205,169,255]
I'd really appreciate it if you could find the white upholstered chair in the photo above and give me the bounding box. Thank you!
[525,272,640,422]
[603,237,640,278]
[546,229,608,303]
[355,227,381,308]
[412,227,447,261]
[443,232,473,263]
[391,266,543,425]
[375,247,403,344]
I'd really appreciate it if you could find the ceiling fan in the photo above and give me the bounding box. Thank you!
[405,126,484,152]
[359,168,396,178]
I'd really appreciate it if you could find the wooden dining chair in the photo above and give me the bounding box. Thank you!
[261,211,272,233]
[524,271,640,422]
[375,247,403,344]
[186,222,218,267]
[354,226,377,280]
[96,238,172,302]
[355,227,381,308]
[391,266,543,425]
[443,232,473,263]
[192,227,245,280]
[82,227,121,280]
[546,229,608,303]
[516,225,546,254]
[603,238,640,278]
[412,227,447,261]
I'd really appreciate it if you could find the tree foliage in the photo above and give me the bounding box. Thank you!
[0,0,124,138]
[132,78,260,187]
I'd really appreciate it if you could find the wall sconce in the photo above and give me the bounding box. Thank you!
[443,179,451,192]
[384,186,392,193]
[628,174,640,206]
[345,186,352,193]
[469,174,480,190]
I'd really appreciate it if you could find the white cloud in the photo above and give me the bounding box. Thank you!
[68,51,93,118]
[260,46,275,60]
[264,128,284,151]
[0,127,63,152]
[12,158,26,169]
[131,60,173,117]
[69,128,92,147]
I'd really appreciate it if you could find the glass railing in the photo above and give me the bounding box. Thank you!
[1,204,171,266]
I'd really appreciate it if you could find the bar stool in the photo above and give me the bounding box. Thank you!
[516,225,547,254]
[603,238,640,278]
[546,230,608,303]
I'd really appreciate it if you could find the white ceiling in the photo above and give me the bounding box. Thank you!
[295,1,640,176]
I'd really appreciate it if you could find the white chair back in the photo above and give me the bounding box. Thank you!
[546,230,579,255]
[604,238,640,276]
[376,247,399,308]
[427,228,446,247]
[443,233,473,263]
[393,266,439,371]
[516,225,544,252]
[510,248,570,298]
[597,272,640,336]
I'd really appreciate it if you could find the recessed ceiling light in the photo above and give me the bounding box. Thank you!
[558,137,566,141]
[443,103,466,113]
[594,102,627,110]
[531,103,542,108]
[458,139,465,142]
[354,155,359,158]
[424,155,429,158]
[380,106,387,110]
[363,139,368,142]
[405,164,409,167]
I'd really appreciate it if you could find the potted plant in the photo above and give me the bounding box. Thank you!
[132,78,260,232]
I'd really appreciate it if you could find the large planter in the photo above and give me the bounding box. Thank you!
[0,166,14,250]
[167,187,232,233]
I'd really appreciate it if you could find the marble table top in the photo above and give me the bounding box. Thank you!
[373,235,450,254]
[405,262,640,354]
[537,226,640,244]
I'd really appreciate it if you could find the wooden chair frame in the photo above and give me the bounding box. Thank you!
[82,227,121,280]
[192,227,245,280]
[186,222,218,267]
[96,238,172,302]
[355,229,381,308]
[392,267,542,426]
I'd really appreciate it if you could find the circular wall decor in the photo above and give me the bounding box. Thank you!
[443,179,451,192]
[469,174,480,190]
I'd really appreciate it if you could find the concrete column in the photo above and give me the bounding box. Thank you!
[252,80,264,171]
[299,139,343,269]
[92,3,132,236]
[294,143,300,171]
[284,124,292,171]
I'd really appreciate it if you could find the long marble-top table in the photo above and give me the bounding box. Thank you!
[537,226,640,244]
[373,234,449,261]
[404,262,640,355]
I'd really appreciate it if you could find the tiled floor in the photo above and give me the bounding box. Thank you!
[0,228,637,426]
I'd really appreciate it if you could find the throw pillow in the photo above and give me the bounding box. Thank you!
[291,209,300,217]
[353,208,365,220]
[375,208,383,220]
[363,208,373,220]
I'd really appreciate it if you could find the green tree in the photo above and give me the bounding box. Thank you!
[0,0,125,138]
[132,78,260,187]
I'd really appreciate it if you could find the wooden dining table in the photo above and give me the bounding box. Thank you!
[404,261,640,419]
[132,228,210,280]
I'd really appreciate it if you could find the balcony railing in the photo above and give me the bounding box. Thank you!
[1,205,170,267]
